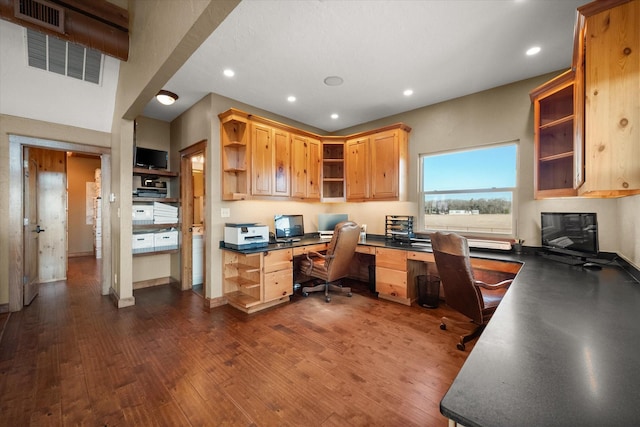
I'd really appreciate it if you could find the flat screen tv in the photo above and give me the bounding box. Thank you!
[541,212,599,258]
[135,146,168,170]
[274,214,304,241]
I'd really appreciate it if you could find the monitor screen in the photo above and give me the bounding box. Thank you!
[274,214,304,239]
[318,213,348,233]
[541,212,599,257]
[135,146,168,169]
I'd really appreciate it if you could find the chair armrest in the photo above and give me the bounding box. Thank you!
[474,279,513,290]
[305,251,326,262]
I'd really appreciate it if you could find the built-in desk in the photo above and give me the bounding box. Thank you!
[220,235,522,311]
[439,252,640,426]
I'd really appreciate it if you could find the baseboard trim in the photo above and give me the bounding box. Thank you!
[0,303,9,314]
[133,276,178,290]
[68,252,95,258]
[205,295,227,311]
[109,287,135,308]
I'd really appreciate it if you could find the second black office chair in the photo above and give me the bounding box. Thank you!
[300,221,360,302]
[431,231,513,350]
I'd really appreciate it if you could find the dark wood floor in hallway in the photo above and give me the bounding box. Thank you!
[0,256,473,426]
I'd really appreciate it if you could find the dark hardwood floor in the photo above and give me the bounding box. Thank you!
[0,256,474,426]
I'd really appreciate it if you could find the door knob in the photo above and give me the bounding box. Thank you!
[33,225,45,233]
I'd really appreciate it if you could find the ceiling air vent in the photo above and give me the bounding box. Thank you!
[14,0,65,34]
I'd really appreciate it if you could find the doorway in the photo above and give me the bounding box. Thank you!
[8,135,111,312]
[180,140,207,296]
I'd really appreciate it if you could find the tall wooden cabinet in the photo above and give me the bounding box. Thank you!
[578,0,640,197]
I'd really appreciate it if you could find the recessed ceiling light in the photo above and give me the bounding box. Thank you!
[526,46,541,56]
[324,76,344,86]
[403,89,414,96]
[223,68,235,77]
[331,113,339,119]
[156,90,178,105]
[287,95,296,102]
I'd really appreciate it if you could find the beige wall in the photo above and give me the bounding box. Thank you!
[67,155,101,256]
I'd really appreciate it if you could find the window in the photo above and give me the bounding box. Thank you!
[419,142,518,237]
[25,28,102,84]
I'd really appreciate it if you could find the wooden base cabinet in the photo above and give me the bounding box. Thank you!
[375,247,410,306]
[222,248,293,313]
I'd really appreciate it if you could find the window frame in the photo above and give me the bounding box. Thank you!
[418,141,519,240]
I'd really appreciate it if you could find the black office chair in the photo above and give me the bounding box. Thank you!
[300,221,360,302]
[431,231,513,350]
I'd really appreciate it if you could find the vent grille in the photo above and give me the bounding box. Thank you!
[14,0,65,34]
[26,28,102,84]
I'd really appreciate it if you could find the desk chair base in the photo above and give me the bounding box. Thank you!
[302,280,352,303]
[440,316,485,351]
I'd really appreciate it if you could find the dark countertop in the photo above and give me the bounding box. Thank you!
[439,252,640,427]
[221,235,640,425]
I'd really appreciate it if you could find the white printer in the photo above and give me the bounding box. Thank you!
[224,223,269,250]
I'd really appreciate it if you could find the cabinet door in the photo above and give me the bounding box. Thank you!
[581,0,640,196]
[306,137,321,199]
[346,137,370,200]
[273,128,290,196]
[264,249,292,273]
[251,123,273,196]
[264,268,293,302]
[376,267,407,298]
[291,134,321,199]
[371,130,399,199]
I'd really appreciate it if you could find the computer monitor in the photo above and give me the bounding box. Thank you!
[274,214,304,241]
[318,213,348,236]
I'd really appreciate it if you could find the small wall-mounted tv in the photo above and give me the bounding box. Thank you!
[541,212,599,258]
[135,146,168,170]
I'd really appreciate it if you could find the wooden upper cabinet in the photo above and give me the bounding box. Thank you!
[219,109,249,200]
[578,0,640,197]
[291,134,321,200]
[251,122,273,196]
[371,129,407,200]
[272,128,291,197]
[346,125,410,202]
[530,70,579,199]
[346,137,370,200]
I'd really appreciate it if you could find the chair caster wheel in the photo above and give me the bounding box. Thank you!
[303,292,309,297]
[325,297,331,303]
[347,292,352,297]
[440,323,447,330]
[457,343,466,351]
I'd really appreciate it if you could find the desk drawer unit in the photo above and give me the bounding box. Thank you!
[293,243,328,256]
[375,247,410,305]
[263,249,293,303]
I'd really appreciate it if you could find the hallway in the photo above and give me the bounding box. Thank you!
[0,257,472,426]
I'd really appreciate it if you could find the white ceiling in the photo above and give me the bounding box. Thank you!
[142,0,585,132]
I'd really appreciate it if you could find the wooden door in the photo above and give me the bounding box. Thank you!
[251,123,273,195]
[23,148,39,305]
[34,149,67,283]
[346,137,370,200]
[272,128,290,196]
[371,130,399,199]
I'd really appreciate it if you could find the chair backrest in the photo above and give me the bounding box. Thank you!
[324,221,360,282]
[430,231,484,324]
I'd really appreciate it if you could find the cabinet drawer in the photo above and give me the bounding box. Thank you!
[407,251,434,263]
[264,269,293,302]
[376,266,407,298]
[264,249,292,273]
[356,245,375,254]
[293,243,328,256]
[375,247,407,270]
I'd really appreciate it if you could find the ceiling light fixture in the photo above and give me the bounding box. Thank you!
[287,95,296,102]
[403,89,414,96]
[526,46,541,56]
[324,76,344,86]
[223,68,235,77]
[331,113,339,119]
[156,90,178,106]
